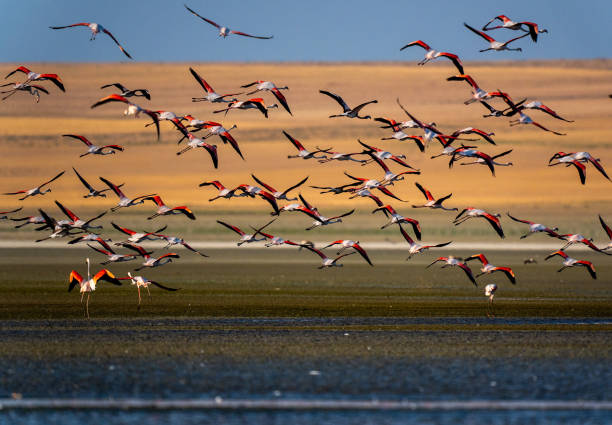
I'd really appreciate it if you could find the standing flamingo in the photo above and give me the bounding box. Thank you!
[545,250,597,279]
[484,283,498,317]
[400,40,464,73]
[464,253,516,284]
[49,22,132,59]
[185,5,273,39]
[68,258,122,318]
[4,171,65,201]
[241,80,292,115]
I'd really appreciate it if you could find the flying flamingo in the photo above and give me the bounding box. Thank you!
[502,96,566,135]
[484,283,498,317]
[548,152,610,183]
[199,181,241,201]
[446,74,512,106]
[503,100,573,122]
[250,174,309,201]
[189,68,242,103]
[73,167,123,198]
[241,80,292,115]
[310,182,361,195]
[557,233,610,254]
[426,256,477,286]
[376,118,426,151]
[297,194,354,230]
[233,184,280,215]
[54,200,106,232]
[598,215,612,251]
[4,65,65,92]
[49,22,132,59]
[119,272,179,309]
[4,171,65,201]
[318,151,367,163]
[68,258,122,318]
[459,149,513,168]
[448,147,497,176]
[184,5,273,39]
[100,83,150,100]
[87,242,150,265]
[67,233,111,246]
[142,195,196,220]
[152,232,209,257]
[450,127,496,145]
[11,214,46,229]
[301,246,356,269]
[0,81,49,102]
[545,250,597,279]
[364,152,420,185]
[344,172,407,202]
[506,213,560,239]
[482,15,548,42]
[358,140,418,170]
[90,94,160,139]
[99,176,156,212]
[111,222,166,245]
[61,134,123,157]
[172,122,219,168]
[372,205,421,239]
[322,240,373,266]
[399,40,464,74]
[180,119,242,160]
[464,253,516,284]
[345,188,384,208]
[411,182,458,212]
[284,130,330,160]
[217,219,275,246]
[213,98,277,118]
[400,226,451,259]
[0,207,22,220]
[454,207,505,238]
[249,229,301,248]
[35,209,81,242]
[319,90,377,119]
[122,245,180,271]
[464,23,529,52]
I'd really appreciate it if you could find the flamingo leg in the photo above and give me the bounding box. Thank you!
[85,294,90,319]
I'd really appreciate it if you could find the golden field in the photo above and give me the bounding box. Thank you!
[0,61,611,240]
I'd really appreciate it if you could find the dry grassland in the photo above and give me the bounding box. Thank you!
[0,61,610,240]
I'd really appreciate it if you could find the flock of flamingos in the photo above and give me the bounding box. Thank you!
[1,7,610,318]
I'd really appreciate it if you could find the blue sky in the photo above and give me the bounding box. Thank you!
[2,0,611,62]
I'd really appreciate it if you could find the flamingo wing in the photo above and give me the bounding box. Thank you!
[282,176,309,197]
[87,243,114,256]
[173,206,196,220]
[258,191,280,215]
[483,213,505,238]
[219,132,243,160]
[99,176,127,199]
[319,90,350,112]
[464,22,495,43]
[49,22,90,30]
[437,52,464,74]
[587,157,610,181]
[184,5,221,28]
[230,30,273,39]
[495,267,516,284]
[62,134,92,146]
[250,174,276,193]
[94,269,122,286]
[398,224,415,244]
[506,213,533,225]
[400,40,431,51]
[40,170,66,188]
[576,261,597,279]
[282,130,306,152]
[101,28,132,59]
[90,94,130,108]
[352,100,378,114]
[569,160,586,185]
[599,215,612,240]
[458,262,477,286]
[189,67,214,93]
[217,220,245,236]
[302,245,327,260]
[150,280,180,291]
[5,65,31,79]
[352,243,373,266]
[414,182,433,201]
[330,209,355,220]
[68,270,83,292]
[54,200,78,222]
[271,87,292,115]
[111,222,135,236]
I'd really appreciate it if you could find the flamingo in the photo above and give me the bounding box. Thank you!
[448,147,497,176]
[358,140,418,170]
[503,100,573,122]
[49,22,132,59]
[119,272,179,309]
[142,195,196,220]
[4,171,65,201]
[426,256,477,286]
[454,208,505,238]
[11,214,46,229]
[100,83,150,100]
[464,253,516,284]
[73,167,122,199]
[0,207,22,220]
[189,67,241,103]
[180,119,242,160]
[399,40,464,74]
[233,184,280,215]
[378,118,426,152]
[249,229,301,248]
[184,5,273,39]
[35,209,81,242]
[310,182,361,195]
[61,134,123,157]
[345,187,384,208]
[464,23,529,52]
[450,127,496,145]
[400,225,451,259]
[250,174,309,202]
[172,121,219,168]
[67,233,111,246]
[301,246,356,269]
[364,152,420,185]
[100,177,156,212]
[317,150,366,163]
[411,182,457,212]
[297,194,354,230]
[68,258,122,318]
[322,240,373,266]
[509,112,566,135]
[319,90,377,119]
[459,149,513,168]
[479,100,506,117]
[0,81,49,102]
[548,152,610,183]
[214,98,277,118]
[545,250,597,279]
[122,245,180,271]
[284,130,330,160]
[484,283,498,317]
[111,222,166,245]
[344,172,407,202]
[152,232,209,257]
[599,215,612,251]
[372,205,421,239]
[87,242,148,265]
[90,94,160,139]
[557,233,610,254]
[446,74,512,106]
[217,219,275,246]
[482,16,548,42]
[241,80,292,115]
[4,65,65,92]
[54,200,106,232]
[506,213,560,239]
[199,181,241,201]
